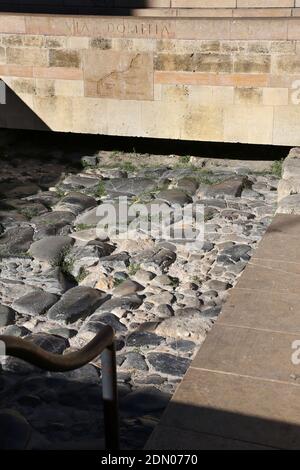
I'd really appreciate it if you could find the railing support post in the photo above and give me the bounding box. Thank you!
[101,342,119,450]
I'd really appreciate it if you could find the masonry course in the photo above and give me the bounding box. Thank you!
[0,5,300,144]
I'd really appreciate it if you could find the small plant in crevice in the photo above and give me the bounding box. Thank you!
[54,187,66,198]
[121,161,137,173]
[179,155,191,165]
[76,267,89,284]
[95,181,107,198]
[128,263,141,276]
[75,223,97,231]
[270,159,284,178]
[19,207,40,220]
[51,246,74,276]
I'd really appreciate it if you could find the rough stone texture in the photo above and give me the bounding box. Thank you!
[156,189,193,206]
[277,194,300,215]
[29,236,74,264]
[0,304,16,326]
[47,286,108,323]
[12,291,58,316]
[0,227,34,256]
[147,353,191,377]
[0,137,280,450]
[54,192,97,215]
[112,279,144,297]
[198,177,250,199]
[31,211,75,240]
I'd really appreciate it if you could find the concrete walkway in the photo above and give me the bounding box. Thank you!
[146,214,300,450]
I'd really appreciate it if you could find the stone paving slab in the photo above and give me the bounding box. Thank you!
[145,424,273,450]
[146,368,300,450]
[236,262,300,294]
[192,324,300,384]
[250,215,300,262]
[146,213,300,450]
[219,288,300,334]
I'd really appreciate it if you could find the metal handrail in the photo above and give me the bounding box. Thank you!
[0,325,119,450]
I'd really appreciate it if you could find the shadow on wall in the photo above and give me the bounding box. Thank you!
[0,83,49,132]
[0,0,152,15]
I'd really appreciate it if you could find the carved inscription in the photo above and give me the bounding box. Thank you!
[65,19,174,39]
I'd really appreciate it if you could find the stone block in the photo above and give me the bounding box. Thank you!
[194,53,233,73]
[55,79,84,97]
[273,105,300,145]
[273,54,300,74]
[141,101,185,139]
[237,0,294,6]
[67,36,90,50]
[35,79,55,98]
[161,84,190,102]
[32,95,73,131]
[0,15,26,34]
[1,35,23,47]
[182,105,224,142]
[176,19,231,40]
[234,87,263,105]
[172,0,235,6]
[44,36,68,49]
[89,37,112,50]
[224,105,274,144]
[219,285,300,333]
[192,324,300,384]
[234,54,271,73]
[6,47,48,67]
[107,99,142,136]
[49,49,81,68]
[231,19,288,40]
[33,66,83,80]
[262,87,289,106]
[84,50,153,100]
[161,368,300,449]
[72,97,108,134]
[22,35,44,48]
[7,77,36,95]
[188,85,234,106]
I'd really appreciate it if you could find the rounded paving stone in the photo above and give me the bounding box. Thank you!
[126,332,164,348]
[112,279,144,297]
[156,189,192,206]
[12,291,59,316]
[29,235,74,264]
[47,286,108,324]
[0,304,16,327]
[54,192,97,215]
[147,352,191,377]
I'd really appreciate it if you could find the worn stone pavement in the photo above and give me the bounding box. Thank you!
[146,213,300,450]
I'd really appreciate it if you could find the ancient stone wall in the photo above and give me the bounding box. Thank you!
[0,7,300,145]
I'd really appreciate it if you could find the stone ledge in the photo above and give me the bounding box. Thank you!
[0,7,299,19]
